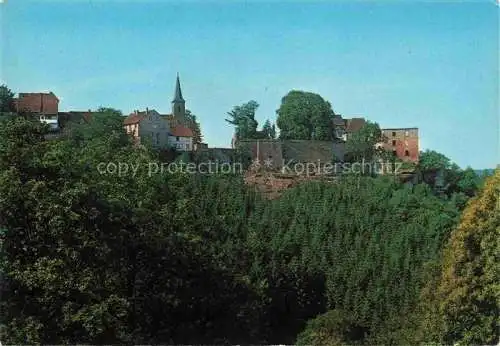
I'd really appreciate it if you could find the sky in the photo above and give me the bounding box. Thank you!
[1,0,498,169]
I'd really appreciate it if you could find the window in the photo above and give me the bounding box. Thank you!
[392,150,397,157]
[392,140,396,146]
[405,150,410,156]
[156,133,160,145]
[176,136,179,141]
[392,131,396,137]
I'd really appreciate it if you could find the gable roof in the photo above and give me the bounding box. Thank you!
[124,113,145,125]
[345,117,366,133]
[170,125,193,137]
[124,109,164,125]
[16,92,59,114]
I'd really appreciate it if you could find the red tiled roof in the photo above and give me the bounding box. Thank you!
[124,113,145,125]
[171,125,193,137]
[18,92,59,101]
[345,117,366,133]
[124,112,193,137]
[16,92,59,114]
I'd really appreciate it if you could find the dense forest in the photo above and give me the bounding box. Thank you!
[0,110,498,345]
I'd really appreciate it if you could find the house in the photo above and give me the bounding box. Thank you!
[332,115,420,163]
[345,118,366,138]
[14,92,60,131]
[124,109,170,148]
[123,74,194,151]
[331,115,366,141]
[168,124,194,151]
[380,127,419,163]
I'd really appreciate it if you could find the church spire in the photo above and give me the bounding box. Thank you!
[171,73,186,122]
[172,72,185,103]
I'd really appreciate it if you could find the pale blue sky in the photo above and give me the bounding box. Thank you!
[1,0,498,168]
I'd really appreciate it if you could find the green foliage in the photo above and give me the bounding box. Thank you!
[68,108,129,146]
[419,149,452,171]
[1,111,491,345]
[261,177,460,344]
[456,166,481,197]
[95,107,123,117]
[0,116,267,344]
[185,109,203,144]
[226,102,275,141]
[296,309,369,346]
[345,121,384,163]
[398,159,417,171]
[0,84,15,113]
[225,100,260,140]
[276,90,334,140]
[413,170,500,345]
[261,119,276,139]
[418,150,482,198]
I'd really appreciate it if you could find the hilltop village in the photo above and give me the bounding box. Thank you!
[8,74,419,173]
[3,1,498,344]
[2,79,496,345]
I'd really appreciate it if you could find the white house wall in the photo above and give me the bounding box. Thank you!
[168,135,193,151]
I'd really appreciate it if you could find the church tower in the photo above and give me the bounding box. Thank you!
[172,73,186,125]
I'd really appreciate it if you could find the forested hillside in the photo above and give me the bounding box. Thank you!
[0,113,497,345]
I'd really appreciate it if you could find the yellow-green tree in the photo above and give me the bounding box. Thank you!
[425,169,499,344]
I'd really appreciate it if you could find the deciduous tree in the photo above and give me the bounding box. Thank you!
[0,84,15,113]
[185,109,203,144]
[226,100,259,140]
[345,121,384,163]
[276,91,334,140]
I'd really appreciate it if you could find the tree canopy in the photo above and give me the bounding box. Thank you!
[185,109,203,144]
[225,100,260,140]
[261,119,276,139]
[0,107,495,345]
[413,169,500,345]
[417,150,482,198]
[226,101,276,141]
[345,121,384,163]
[0,84,15,113]
[276,90,334,140]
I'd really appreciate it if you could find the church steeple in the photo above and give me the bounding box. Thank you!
[172,73,186,122]
[172,73,185,103]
